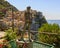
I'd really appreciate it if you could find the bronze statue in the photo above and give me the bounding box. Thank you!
[21,6,33,41]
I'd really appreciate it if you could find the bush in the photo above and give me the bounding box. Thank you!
[38,23,60,47]
[5,28,17,41]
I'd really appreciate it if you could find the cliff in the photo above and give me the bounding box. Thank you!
[0,0,47,31]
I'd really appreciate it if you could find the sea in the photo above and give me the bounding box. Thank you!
[47,20,60,26]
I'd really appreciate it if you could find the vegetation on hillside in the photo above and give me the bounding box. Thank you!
[38,23,60,47]
[0,0,18,19]
[0,0,18,10]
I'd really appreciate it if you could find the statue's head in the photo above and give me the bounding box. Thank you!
[27,6,31,10]
[27,6,31,12]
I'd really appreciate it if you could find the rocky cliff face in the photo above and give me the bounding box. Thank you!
[1,8,47,31]
[0,0,47,31]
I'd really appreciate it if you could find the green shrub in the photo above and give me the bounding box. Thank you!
[38,23,60,47]
[5,28,17,41]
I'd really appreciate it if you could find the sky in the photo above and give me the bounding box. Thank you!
[6,0,60,20]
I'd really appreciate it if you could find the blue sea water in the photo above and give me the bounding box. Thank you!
[47,20,60,25]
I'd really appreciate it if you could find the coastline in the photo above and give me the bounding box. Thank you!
[47,20,60,25]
